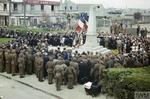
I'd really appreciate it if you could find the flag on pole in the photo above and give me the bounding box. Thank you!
[75,13,89,33]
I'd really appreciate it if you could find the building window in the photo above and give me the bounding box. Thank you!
[51,5,54,11]
[31,4,34,11]
[41,4,44,11]
[65,6,67,10]
[33,19,37,26]
[13,3,18,11]
[4,4,7,11]
[70,6,72,10]
[11,18,15,25]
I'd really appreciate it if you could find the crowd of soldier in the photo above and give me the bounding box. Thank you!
[0,44,150,91]
[96,24,150,68]
[0,25,150,91]
[97,30,150,54]
[0,45,108,91]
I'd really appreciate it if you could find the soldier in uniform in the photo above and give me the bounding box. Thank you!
[2,45,6,70]
[36,53,44,82]
[66,61,76,89]
[46,57,55,84]
[61,60,68,85]
[11,49,17,76]
[106,56,115,68]
[0,48,4,72]
[90,56,98,72]
[34,51,40,77]
[99,61,106,80]
[18,52,25,78]
[90,60,105,82]
[54,61,63,91]
[5,49,11,74]
[70,58,79,85]
[90,60,100,82]
[25,48,33,75]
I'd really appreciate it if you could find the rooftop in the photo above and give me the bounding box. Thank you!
[11,0,60,5]
[25,0,60,5]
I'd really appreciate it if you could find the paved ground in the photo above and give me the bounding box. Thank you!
[0,73,113,99]
[0,75,56,99]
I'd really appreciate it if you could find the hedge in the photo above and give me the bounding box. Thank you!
[103,66,150,99]
[8,26,49,34]
[1,26,67,35]
[0,38,15,43]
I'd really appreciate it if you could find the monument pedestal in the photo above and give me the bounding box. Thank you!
[74,35,110,54]
[84,35,99,47]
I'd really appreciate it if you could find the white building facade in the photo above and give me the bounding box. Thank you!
[10,0,61,26]
[0,0,9,26]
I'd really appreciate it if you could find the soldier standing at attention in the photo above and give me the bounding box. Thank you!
[60,60,67,85]
[5,49,11,74]
[70,58,79,85]
[66,61,76,89]
[25,48,33,75]
[11,49,17,76]
[54,61,63,91]
[46,57,55,84]
[90,59,100,82]
[90,59,105,82]
[2,45,6,71]
[18,52,25,78]
[36,53,44,82]
[0,48,4,72]
[34,51,41,77]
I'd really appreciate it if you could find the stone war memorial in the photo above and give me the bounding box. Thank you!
[0,0,150,99]
[74,5,110,54]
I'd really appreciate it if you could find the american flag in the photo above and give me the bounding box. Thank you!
[75,13,89,33]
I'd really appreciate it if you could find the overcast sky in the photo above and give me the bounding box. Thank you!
[51,0,150,9]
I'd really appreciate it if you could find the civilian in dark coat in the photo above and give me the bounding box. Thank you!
[78,59,90,84]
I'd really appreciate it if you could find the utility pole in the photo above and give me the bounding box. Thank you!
[9,0,11,26]
[23,0,26,27]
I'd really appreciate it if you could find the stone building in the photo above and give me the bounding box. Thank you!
[0,0,9,26]
[9,0,61,26]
